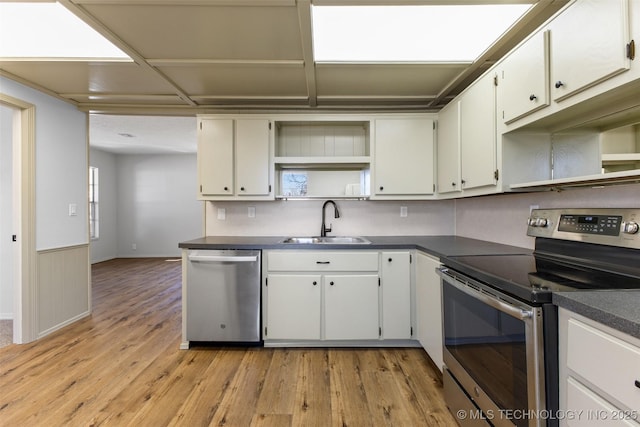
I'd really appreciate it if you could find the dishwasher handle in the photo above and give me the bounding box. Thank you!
[188,254,258,263]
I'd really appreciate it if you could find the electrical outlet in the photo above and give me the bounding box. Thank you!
[400,206,408,217]
[248,206,256,218]
[217,208,226,220]
[132,243,137,250]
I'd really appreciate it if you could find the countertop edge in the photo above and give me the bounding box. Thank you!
[553,291,640,340]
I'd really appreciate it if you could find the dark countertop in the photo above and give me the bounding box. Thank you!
[553,291,640,340]
[178,235,532,259]
[180,235,639,338]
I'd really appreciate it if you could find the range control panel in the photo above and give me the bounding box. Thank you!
[557,214,622,236]
[527,209,640,249]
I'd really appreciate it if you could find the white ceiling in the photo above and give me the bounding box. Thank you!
[90,114,197,154]
[1,0,567,154]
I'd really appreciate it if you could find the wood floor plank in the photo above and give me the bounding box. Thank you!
[0,258,457,427]
[290,349,332,427]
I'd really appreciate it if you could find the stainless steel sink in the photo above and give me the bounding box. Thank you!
[279,236,371,244]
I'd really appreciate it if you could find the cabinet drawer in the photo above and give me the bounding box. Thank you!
[567,318,640,412]
[267,251,378,272]
[566,377,639,427]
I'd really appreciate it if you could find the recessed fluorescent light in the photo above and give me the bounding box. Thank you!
[312,4,532,62]
[0,2,130,60]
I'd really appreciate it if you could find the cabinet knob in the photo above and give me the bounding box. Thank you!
[312,281,317,286]
[388,258,393,262]
[330,281,334,286]
[461,179,466,185]
[224,186,229,191]
[635,379,640,389]
[379,186,384,191]
[240,187,245,191]
[451,182,456,186]
[529,94,537,101]
[555,81,564,89]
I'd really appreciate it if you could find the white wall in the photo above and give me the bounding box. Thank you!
[116,154,203,257]
[205,199,455,237]
[0,104,14,318]
[455,183,640,249]
[89,148,118,263]
[1,77,88,250]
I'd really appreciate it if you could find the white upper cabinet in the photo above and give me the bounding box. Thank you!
[550,0,631,102]
[459,73,498,191]
[499,30,550,124]
[198,117,273,200]
[198,118,234,196]
[436,102,461,194]
[235,119,272,196]
[373,118,435,197]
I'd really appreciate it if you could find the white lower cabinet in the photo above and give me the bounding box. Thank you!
[266,274,321,340]
[415,251,443,371]
[324,274,379,340]
[263,250,413,344]
[381,251,412,339]
[559,308,640,426]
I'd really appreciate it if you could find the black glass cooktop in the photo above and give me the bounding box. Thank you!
[442,252,640,304]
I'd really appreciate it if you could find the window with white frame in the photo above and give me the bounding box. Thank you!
[89,166,99,239]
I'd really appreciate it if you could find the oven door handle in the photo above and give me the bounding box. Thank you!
[437,267,534,321]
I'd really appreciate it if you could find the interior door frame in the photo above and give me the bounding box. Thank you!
[0,93,37,344]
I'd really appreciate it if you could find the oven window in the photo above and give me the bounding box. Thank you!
[443,282,529,426]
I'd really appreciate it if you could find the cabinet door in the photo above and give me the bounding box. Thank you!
[499,31,550,124]
[460,74,497,190]
[415,252,443,372]
[324,275,379,340]
[236,119,271,196]
[436,102,461,194]
[380,252,411,339]
[266,274,321,340]
[550,0,631,102]
[374,118,435,195]
[198,118,233,196]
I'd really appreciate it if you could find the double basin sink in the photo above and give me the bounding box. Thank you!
[279,236,371,245]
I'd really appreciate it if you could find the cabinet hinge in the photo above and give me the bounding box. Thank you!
[410,326,413,337]
[627,39,636,60]
[200,122,202,130]
[433,183,435,193]
[493,75,498,86]
[265,327,267,336]
[199,184,202,192]
[269,122,272,130]
[379,327,382,337]
[265,278,268,287]
[433,122,436,130]
[378,277,381,287]
[494,169,499,181]
[269,184,272,193]
[410,254,412,264]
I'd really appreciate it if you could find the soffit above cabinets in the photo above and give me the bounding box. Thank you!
[0,0,567,114]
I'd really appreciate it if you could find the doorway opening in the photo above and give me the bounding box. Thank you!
[0,93,37,345]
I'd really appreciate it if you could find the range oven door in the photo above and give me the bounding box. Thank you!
[438,267,546,427]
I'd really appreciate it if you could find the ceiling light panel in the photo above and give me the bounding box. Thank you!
[311,4,532,62]
[0,2,129,59]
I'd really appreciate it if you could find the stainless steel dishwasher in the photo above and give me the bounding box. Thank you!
[185,249,261,344]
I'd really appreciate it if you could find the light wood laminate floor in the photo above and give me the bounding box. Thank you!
[0,258,457,426]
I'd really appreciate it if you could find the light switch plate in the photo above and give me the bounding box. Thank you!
[217,208,226,220]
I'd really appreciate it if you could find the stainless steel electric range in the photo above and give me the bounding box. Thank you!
[438,208,640,427]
